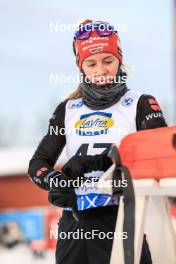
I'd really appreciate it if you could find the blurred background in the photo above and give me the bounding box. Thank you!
[0,0,176,263]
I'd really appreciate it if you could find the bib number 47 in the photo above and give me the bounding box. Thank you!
[75,143,112,156]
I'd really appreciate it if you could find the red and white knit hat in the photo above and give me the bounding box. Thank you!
[74,30,122,68]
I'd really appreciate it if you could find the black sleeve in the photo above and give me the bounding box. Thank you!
[28,101,67,190]
[136,94,167,131]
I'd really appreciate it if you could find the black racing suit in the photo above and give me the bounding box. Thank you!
[28,94,167,264]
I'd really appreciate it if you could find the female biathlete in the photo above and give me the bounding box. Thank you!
[28,19,167,264]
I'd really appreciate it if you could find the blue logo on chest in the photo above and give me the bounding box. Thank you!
[121,97,134,106]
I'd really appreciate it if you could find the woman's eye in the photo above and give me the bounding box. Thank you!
[105,61,112,64]
[87,64,96,67]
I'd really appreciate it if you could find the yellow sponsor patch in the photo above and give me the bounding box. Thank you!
[74,112,114,136]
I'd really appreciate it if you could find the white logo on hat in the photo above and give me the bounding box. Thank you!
[89,44,104,53]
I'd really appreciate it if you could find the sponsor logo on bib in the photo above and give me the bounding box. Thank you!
[69,100,83,109]
[121,97,133,106]
[74,112,114,136]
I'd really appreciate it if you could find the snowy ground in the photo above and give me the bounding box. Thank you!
[0,245,55,264]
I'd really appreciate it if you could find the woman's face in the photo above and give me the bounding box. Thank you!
[82,53,119,86]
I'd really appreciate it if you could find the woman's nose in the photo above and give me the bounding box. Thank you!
[95,64,108,76]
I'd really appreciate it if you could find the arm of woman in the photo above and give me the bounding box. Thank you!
[136,94,167,130]
[28,101,67,190]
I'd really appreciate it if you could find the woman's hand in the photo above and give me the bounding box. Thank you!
[62,154,113,182]
[48,154,112,209]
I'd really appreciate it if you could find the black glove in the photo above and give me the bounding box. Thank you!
[47,154,112,209]
[47,170,77,209]
[62,154,113,182]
